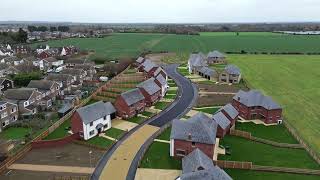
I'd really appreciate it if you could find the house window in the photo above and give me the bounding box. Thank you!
[103,116,107,120]
[89,130,95,136]
[90,122,93,126]
[104,124,108,129]
[176,149,186,156]
[191,142,196,147]
[0,106,2,110]
[24,101,29,107]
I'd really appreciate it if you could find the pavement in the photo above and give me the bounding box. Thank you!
[154,139,170,144]
[112,119,139,131]
[91,64,197,180]
[238,117,278,126]
[8,164,94,174]
[98,125,159,180]
[135,168,181,180]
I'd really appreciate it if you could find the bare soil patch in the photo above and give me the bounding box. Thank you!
[145,53,176,64]
[197,83,249,93]
[1,170,89,180]
[196,94,234,107]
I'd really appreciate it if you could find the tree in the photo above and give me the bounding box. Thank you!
[38,26,48,32]
[57,26,70,32]
[13,72,42,87]
[50,26,57,32]
[16,28,28,43]
[27,26,37,32]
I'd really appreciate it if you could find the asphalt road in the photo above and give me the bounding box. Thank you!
[91,64,197,180]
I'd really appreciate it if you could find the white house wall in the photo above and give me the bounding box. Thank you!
[82,115,112,140]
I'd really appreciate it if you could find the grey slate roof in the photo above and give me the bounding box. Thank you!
[182,148,215,174]
[143,60,158,72]
[180,166,232,180]
[137,78,161,95]
[212,111,231,130]
[136,57,144,63]
[170,113,217,144]
[198,67,216,77]
[0,78,12,84]
[153,67,167,77]
[43,57,58,62]
[155,74,167,86]
[27,80,57,90]
[207,50,226,58]
[76,101,116,124]
[121,88,145,106]
[60,68,84,76]
[233,90,281,110]
[188,53,207,67]
[0,63,9,70]
[74,64,95,71]
[224,65,241,75]
[4,88,37,100]
[217,104,239,120]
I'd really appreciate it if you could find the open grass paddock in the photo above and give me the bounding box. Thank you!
[31,32,320,59]
[229,54,320,156]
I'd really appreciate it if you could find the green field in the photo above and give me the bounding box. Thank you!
[229,54,320,157]
[32,33,320,59]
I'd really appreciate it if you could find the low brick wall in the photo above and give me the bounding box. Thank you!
[31,133,81,149]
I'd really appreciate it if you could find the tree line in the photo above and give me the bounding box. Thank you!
[27,26,70,32]
[0,28,28,44]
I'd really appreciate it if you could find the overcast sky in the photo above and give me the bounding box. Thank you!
[1,0,319,23]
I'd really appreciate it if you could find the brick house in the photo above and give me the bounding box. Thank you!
[219,65,241,84]
[0,101,19,133]
[170,113,218,159]
[136,78,161,106]
[138,59,151,72]
[12,45,31,55]
[212,111,232,138]
[154,74,169,97]
[217,103,239,128]
[71,101,116,140]
[38,49,59,59]
[60,68,86,89]
[3,88,43,117]
[0,78,14,93]
[187,53,207,74]
[232,90,282,124]
[196,67,218,81]
[27,80,61,110]
[153,67,168,81]
[206,50,227,64]
[178,148,232,180]
[114,88,146,119]
[39,57,64,72]
[143,60,159,78]
[134,57,145,67]
[46,74,75,95]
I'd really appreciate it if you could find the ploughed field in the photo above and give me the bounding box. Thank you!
[31,32,320,59]
[228,54,320,157]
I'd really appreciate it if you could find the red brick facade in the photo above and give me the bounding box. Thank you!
[138,87,161,107]
[38,51,50,59]
[173,139,214,159]
[71,112,83,135]
[232,99,282,124]
[114,96,146,119]
[146,67,159,78]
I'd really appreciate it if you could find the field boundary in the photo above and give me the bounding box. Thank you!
[215,160,252,169]
[252,165,320,176]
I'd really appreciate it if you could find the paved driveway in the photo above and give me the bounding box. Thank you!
[99,125,159,180]
[135,168,181,180]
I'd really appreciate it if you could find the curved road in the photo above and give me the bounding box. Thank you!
[91,64,197,180]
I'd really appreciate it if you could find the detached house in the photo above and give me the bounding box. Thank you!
[217,104,239,128]
[71,101,116,140]
[27,80,61,110]
[207,50,227,64]
[196,67,218,81]
[134,57,145,67]
[0,48,13,56]
[0,78,14,93]
[170,113,218,159]
[137,78,161,106]
[179,148,232,180]
[212,112,232,138]
[39,57,64,72]
[232,90,282,124]
[46,74,75,94]
[153,67,168,81]
[219,65,241,84]
[188,53,207,74]
[73,64,96,81]
[0,101,19,133]
[60,68,86,86]
[1,56,24,66]
[154,74,169,97]
[141,60,159,77]
[12,45,31,55]
[64,58,94,68]
[4,88,42,116]
[114,88,146,119]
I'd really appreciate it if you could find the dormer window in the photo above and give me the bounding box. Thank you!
[197,166,204,171]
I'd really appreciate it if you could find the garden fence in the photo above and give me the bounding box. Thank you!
[252,165,320,175]
[215,160,253,169]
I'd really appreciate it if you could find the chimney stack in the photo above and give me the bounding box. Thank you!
[188,133,192,140]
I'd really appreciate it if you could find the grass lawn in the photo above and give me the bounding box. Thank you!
[141,111,154,117]
[0,127,31,140]
[104,128,125,139]
[85,99,100,106]
[197,80,217,85]
[167,89,178,94]
[236,122,298,144]
[225,169,320,180]
[157,127,172,141]
[229,54,320,156]
[127,116,145,124]
[177,67,189,76]
[193,107,220,114]
[219,136,319,169]
[154,102,169,110]
[44,119,71,140]
[86,136,114,149]
[140,142,181,170]
[164,94,176,99]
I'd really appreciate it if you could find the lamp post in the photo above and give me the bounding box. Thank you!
[89,151,92,167]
